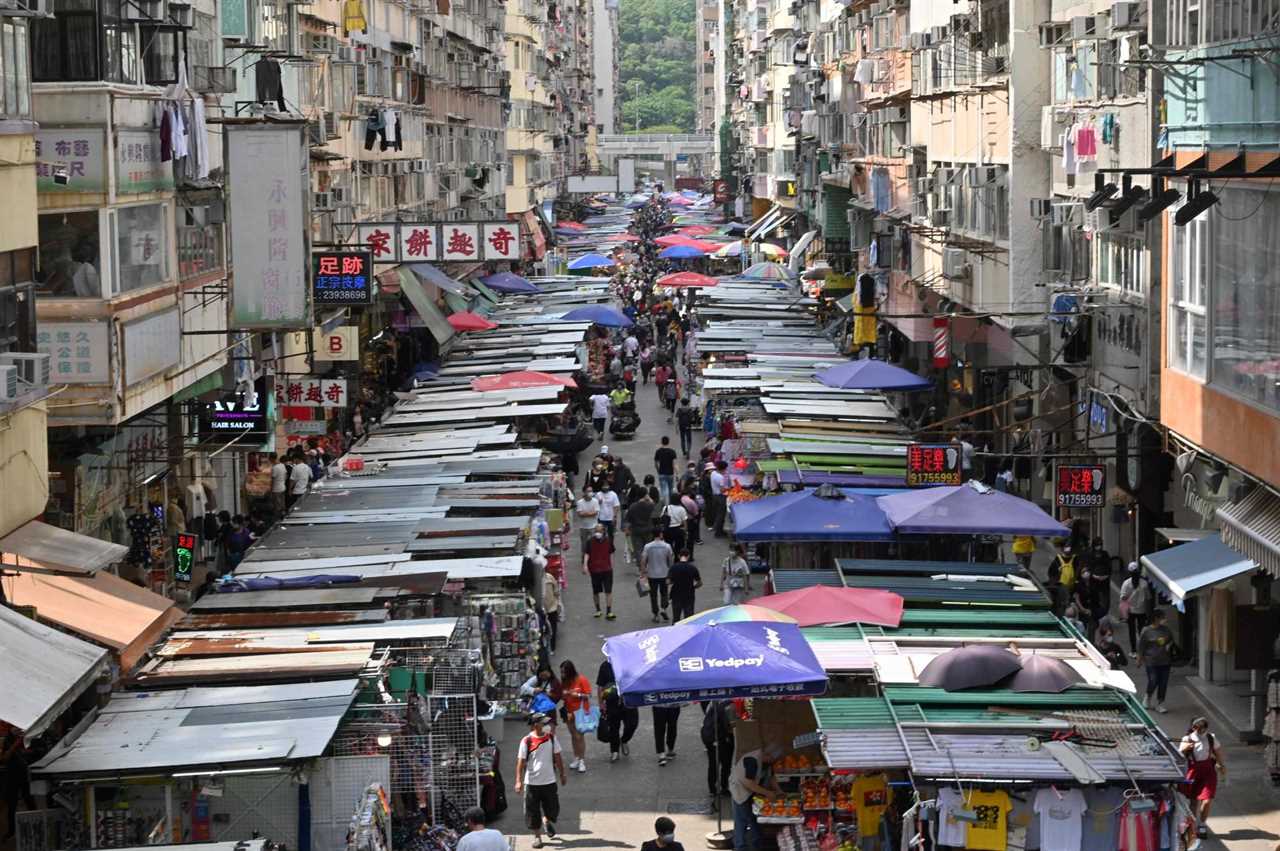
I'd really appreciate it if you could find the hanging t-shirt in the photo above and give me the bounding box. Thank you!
[936,788,970,847]
[1033,788,1086,851]
[1081,787,1125,851]
[1117,802,1158,851]
[850,773,889,838]
[1007,795,1036,851]
[967,789,1013,851]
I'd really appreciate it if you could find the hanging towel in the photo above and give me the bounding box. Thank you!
[1070,61,1088,100]
[380,108,396,151]
[191,97,210,179]
[1100,112,1117,145]
[169,103,189,160]
[342,0,367,35]
[853,58,875,85]
[1061,127,1077,175]
[1076,124,1098,158]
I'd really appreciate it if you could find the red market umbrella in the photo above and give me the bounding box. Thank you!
[679,225,718,236]
[447,311,498,332]
[657,271,719,289]
[655,234,698,247]
[471,371,577,391]
[750,585,904,628]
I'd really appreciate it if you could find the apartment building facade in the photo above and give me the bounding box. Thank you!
[592,0,620,136]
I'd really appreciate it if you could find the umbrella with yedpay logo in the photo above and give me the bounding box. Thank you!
[602,620,828,709]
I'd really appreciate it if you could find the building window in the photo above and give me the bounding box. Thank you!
[31,0,99,82]
[1169,205,1207,379]
[112,203,169,295]
[0,250,37,354]
[36,211,104,298]
[1208,187,1280,411]
[1096,233,1145,297]
[0,21,32,118]
[177,203,224,281]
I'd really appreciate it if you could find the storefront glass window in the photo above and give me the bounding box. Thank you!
[36,211,104,298]
[113,203,169,294]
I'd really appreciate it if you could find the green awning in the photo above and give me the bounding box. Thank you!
[398,269,456,345]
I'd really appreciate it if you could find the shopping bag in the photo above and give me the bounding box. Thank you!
[574,704,600,733]
[636,576,650,598]
[530,692,556,716]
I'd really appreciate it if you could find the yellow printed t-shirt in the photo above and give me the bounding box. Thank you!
[967,789,1013,851]
[1012,536,1035,555]
[850,773,889,838]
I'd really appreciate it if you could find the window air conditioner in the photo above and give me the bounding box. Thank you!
[942,247,970,279]
[0,353,50,387]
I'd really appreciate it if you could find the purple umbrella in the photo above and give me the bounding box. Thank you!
[917,645,1023,691]
[877,482,1070,537]
[479,272,540,294]
[1007,654,1086,693]
[815,359,931,392]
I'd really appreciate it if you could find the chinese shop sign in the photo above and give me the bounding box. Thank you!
[274,377,348,408]
[345,221,522,262]
[312,251,374,305]
[905,443,962,487]
[1055,464,1106,509]
[116,129,174,193]
[35,128,106,192]
[36,321,110,384]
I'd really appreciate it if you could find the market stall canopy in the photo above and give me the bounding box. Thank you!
[815,360,932,392]
[676,604,797,626]
[408,263,469,296]
[0,602,107,736]
[0,519,128,576]
[1139,533,1256,612]
[659,244,707,259]
[558,305,634,327]
[730,486,894,542]
[567,253,617,270]
[471,371,577,391]
[3,569,185,672]
[478,272,539,294]
[758,243,786,259]
[34,680,361,779]
[752,586,904,628]
[713,240,744,258]
[876,482,1070,536]
[740,261,796,281]
[446,311,498,332]
[656,271,718,289]
[916,644,1022,691]
[605,621,828,707]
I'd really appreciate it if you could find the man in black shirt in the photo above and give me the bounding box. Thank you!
[668,550,702,622]
[654,436,678,504]
[639,817,684,851]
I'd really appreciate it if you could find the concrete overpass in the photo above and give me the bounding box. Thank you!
[595,134,715,183]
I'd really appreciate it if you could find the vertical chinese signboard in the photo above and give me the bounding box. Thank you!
[905,443,962,487]
[312,251,373,305]
[1055,464,1106,508]
[227,125,310,328]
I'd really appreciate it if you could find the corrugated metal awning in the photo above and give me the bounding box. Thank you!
[1217,487,1280,577]
[0,520,128,575]
[0,603,107,736]
[398,268,457,345]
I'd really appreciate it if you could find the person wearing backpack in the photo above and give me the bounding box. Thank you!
[1180,716,1226,838]
[663,376,680,422]
[1120,561,1154,652]
[513,713,567,849]
[676,398,697,457]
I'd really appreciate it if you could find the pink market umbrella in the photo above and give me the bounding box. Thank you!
[471,371,577,391]
[656,271,719,289]
[446,311,498,332]
[751,586,904,628]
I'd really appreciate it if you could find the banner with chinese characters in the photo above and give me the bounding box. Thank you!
[227,126,310,328]
[905,443,962,487]
[35,128,106,193]
[116,128,174,193]
[37,321,111,384]
[312,251,373,305]
[343,221,522,263]
[1055,464,1106,509]
[274,376,348,408]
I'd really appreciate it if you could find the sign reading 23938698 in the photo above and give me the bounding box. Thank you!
[312,251,374,306]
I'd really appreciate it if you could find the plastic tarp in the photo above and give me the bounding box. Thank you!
[215,575,364,592]
[876,483,1070,537]
[604,621,828,707]
[1140,533,1256,612]
[731,488,894,542]
[398,269,456,345]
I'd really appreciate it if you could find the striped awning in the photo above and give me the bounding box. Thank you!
[1218,487,1280,577]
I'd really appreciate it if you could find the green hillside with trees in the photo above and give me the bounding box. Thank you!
[617,0,696,133]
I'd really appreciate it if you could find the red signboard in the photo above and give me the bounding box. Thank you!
[905,443,962,487]
[1055,464,1106,508]
[712,179,731,204]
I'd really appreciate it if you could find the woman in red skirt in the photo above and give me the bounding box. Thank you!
[1179,716,1226,839]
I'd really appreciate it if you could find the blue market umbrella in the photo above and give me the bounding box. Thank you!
[604,620,828,707]
[479,272,540,294]
[659,244,707,259]
[730,487,894,542]
[558,304,634,327]
[815,359,932,391]
[567,252,617,270]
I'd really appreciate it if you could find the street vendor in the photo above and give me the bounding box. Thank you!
[729,742,783,851]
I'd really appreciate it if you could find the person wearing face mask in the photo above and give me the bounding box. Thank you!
[640,817,685,851]
[584,523,616,620]
[574,488,600,564]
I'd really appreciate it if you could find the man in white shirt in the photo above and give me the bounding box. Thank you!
[709,461,728,537]
[456,807,507,851]
[269,453,288,518]
[596,483,621,543]
[514,713,567,849]
[287,452,312,509]
[588,392,611,438]
[574,488,600,562]
[623,332,640,360]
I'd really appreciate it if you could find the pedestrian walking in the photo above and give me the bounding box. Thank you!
[268,453,288,519]
[701,701,733,797]
[652,705,681,766]
[721,545,751,605]
[1011,534,1035,571]
[514,713,567,849]
[654,362,671,401]
[641,530,675,622]
[654,436,678,503]
[596,658,639,762]
[668,550,701,622]
[596,483,621,543]
[1137,608,1175,713]
[588,390,610,438]
[641,817,685,851]
[676,398,697,457]
[623,490,655,570]
[710,461,729,537]
[542,571,561,653]
[559,660,593,773]
[583,525,616,621]
[287,450,312,509]
[659,495,687,556]
[573,488,600,561]
[456,807,508,851]
[1180,716,1226,838]
[1120,561,1154,652]
[680,491,702,548]
[640,346,654,384]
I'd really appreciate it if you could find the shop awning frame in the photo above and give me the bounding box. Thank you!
[1139,533,1256,611]
[397,268,457,346]
[1214,486,1280,577]
[0,520,128,576]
